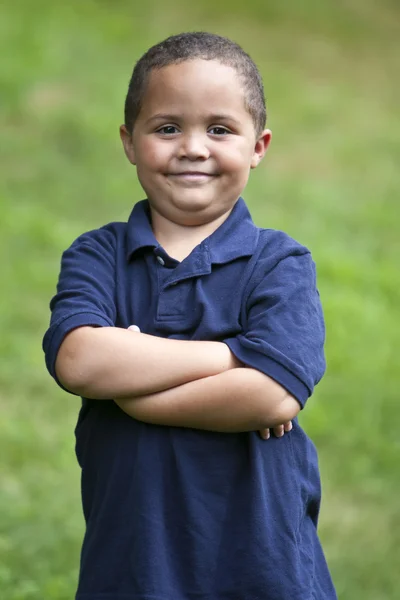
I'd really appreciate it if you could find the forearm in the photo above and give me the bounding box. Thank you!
[116,368,300,432]
[55,326,238,399]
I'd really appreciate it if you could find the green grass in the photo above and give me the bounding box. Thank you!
[1,0,399,598]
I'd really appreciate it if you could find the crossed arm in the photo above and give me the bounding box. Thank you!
[56,326,299,435]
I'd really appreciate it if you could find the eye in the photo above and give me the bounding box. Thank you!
[208,126,230,136]
[156,125,180,135]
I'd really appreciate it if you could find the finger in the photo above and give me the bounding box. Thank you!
[273,424,285,438]
[259,428,270,440]
[284,421,293,432]
[128,325,141,332]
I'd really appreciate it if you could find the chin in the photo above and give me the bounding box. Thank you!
[178,205,232,228]
[172,194,214,213]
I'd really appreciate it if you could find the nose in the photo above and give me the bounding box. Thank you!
[177,133,210,160]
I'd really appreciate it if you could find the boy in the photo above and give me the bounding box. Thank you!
[43,32,337,599]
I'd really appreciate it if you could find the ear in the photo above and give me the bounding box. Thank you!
[120,124,136,165]
[251,129,272,169]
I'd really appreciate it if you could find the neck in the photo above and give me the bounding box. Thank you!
[150,208,233,262]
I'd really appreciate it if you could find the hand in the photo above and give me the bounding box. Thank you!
[259,421,292,440]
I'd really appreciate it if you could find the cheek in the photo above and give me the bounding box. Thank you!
[219,147,252,179]
[220,137,252,161]
[138,139,171,171]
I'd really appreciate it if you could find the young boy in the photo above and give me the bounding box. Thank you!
[43,32,337,600]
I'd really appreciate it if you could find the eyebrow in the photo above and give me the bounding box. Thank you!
[146,114,180,124]
[208,114,241,125]
[146,113,241,125]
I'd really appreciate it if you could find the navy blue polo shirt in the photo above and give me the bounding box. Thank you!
[43,198,337,600]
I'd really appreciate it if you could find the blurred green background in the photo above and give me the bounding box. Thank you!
[1,0,399,598]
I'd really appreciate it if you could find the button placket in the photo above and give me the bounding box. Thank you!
[154,246,211,322]
[156,276,187,320]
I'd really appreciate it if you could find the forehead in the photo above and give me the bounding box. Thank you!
[140,59,249,117]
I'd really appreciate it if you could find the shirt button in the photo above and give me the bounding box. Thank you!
[156,255,165,266]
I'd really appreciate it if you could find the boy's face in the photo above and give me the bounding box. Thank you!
[121,59,271,227]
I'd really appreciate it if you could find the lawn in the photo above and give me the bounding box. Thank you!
[1,0,399,598]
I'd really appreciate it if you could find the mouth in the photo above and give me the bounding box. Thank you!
[167,172,216,183]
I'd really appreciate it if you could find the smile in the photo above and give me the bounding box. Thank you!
[167,172,216,183]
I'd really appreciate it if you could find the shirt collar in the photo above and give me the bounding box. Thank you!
[205,197,259,264]
[126,197,259,264]
[126,200,158,260]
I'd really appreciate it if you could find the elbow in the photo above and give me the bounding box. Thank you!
[274,393,301,424]
[55,347,87,396]
[260,389,301,428]
[246,369,301,427]
[55,328,95,396]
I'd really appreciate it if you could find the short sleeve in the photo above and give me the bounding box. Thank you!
[42,228,117,388]
[225,250,326,408]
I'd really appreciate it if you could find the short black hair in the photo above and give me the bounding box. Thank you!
[124,32,266,135]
